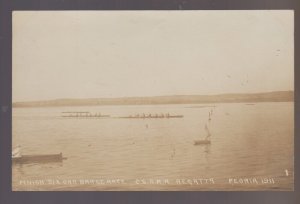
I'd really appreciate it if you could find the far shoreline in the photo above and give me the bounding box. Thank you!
[12,91,294,108]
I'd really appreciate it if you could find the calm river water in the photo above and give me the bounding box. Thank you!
[12,102,294,191]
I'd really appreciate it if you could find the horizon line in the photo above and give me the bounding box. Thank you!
[13,90,294,104]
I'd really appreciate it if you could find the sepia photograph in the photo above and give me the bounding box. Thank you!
[12,10,294,191]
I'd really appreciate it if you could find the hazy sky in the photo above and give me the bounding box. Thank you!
[13,11,294,102]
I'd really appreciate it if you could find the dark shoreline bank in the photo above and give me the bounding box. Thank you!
[13,91,294,108]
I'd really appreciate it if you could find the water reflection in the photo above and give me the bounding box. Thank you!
[13,162,64,176]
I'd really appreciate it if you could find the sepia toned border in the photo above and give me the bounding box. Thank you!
[0,0,298,203]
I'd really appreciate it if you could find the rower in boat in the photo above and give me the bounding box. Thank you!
[194,124,211,145]
[12,145,22,158]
